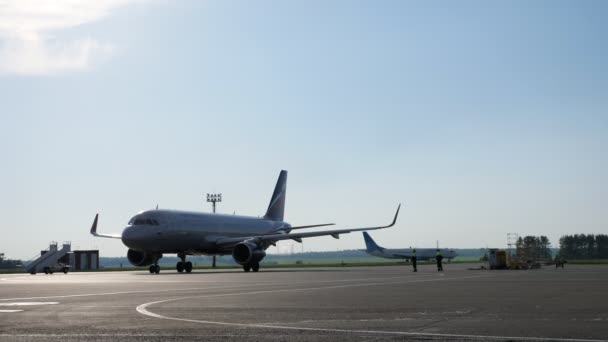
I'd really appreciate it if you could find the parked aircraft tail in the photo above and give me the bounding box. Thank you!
[363,231,383,252]
[264,170,287,221]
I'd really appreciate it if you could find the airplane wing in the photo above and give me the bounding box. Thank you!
[89,214,122,239]
[215,204,400,248]
[265,223,335,234]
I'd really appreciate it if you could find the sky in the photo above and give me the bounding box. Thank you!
[1,0,607,260]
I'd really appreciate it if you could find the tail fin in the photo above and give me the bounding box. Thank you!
[363,232,383,252]
[264,170,287,221]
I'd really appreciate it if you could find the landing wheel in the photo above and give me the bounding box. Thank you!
[149,265,155,274]
[176,261,184,273]
[154,265,160,274]
[63,267,69,274]
[252,263,260,272]
[185,261,193,273]
[44,267,49,274]
[243,264,251,272]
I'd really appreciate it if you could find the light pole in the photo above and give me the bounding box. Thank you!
[207,193,222,268]
[207,193,222,213]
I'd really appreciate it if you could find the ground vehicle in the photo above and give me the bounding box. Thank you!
[41,263,70,274]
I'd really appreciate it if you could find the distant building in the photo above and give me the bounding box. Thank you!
[0,252,22,269]
[67,250,99,271]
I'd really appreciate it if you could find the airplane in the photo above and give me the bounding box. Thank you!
[362,232,457,261]
[90,170,400,274]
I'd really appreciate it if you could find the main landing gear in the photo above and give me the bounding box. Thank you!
[149,264,160,274]
[176,253,192,273]
[242,263,260,272]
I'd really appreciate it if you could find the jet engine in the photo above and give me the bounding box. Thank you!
[232,242,266,265]
[127,249,158,267]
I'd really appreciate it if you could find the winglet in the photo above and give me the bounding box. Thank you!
[390,204,401,227]
[89,213,122,239]
[90,213,99,235]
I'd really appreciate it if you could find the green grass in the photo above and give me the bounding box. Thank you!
[0,269,26,274]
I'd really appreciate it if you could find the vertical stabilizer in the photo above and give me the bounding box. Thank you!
[264,170,287,221]
[363,232,383,252]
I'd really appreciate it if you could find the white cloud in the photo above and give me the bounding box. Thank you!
[0,0,136,75]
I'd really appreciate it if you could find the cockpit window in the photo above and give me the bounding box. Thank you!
[129,218,160,226]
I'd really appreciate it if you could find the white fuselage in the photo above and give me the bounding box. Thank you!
[367,248,457,260]
[121,209,290,255]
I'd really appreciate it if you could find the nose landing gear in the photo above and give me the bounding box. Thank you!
[149,255,161,274]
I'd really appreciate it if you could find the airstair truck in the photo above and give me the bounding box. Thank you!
[26,242,71,274]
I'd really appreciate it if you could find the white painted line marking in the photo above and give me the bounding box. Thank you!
[0,302,59,306]
[0,310,24,313]
[136,274,606,342]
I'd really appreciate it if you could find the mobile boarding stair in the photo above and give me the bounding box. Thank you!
[26,242,71,274]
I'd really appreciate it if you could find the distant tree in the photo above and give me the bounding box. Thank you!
[559,234,608,260]
[516,235,552,261]
[539,235,552,259]
[559,235,575,259]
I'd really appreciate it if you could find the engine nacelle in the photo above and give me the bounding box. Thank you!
[127,249,159,267]
[232,242,266,265]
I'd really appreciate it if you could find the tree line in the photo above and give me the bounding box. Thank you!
[558,234,608,259]
[515,236,552,261]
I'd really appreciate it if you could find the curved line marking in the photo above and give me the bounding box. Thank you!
[136,275,606,342]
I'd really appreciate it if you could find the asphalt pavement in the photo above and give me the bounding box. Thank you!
[1,263,607,341]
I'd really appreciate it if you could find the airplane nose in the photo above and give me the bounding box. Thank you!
[121,226,138,248]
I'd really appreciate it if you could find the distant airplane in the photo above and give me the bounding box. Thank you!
[362,232,457,261]
[90,170,400,273]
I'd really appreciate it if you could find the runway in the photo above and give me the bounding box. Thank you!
[1,264,607,341]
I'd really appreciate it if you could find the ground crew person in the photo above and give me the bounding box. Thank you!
[411,249,417,272]
[436,249,444,272]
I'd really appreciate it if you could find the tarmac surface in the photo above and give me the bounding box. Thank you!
[0,263,607,341]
